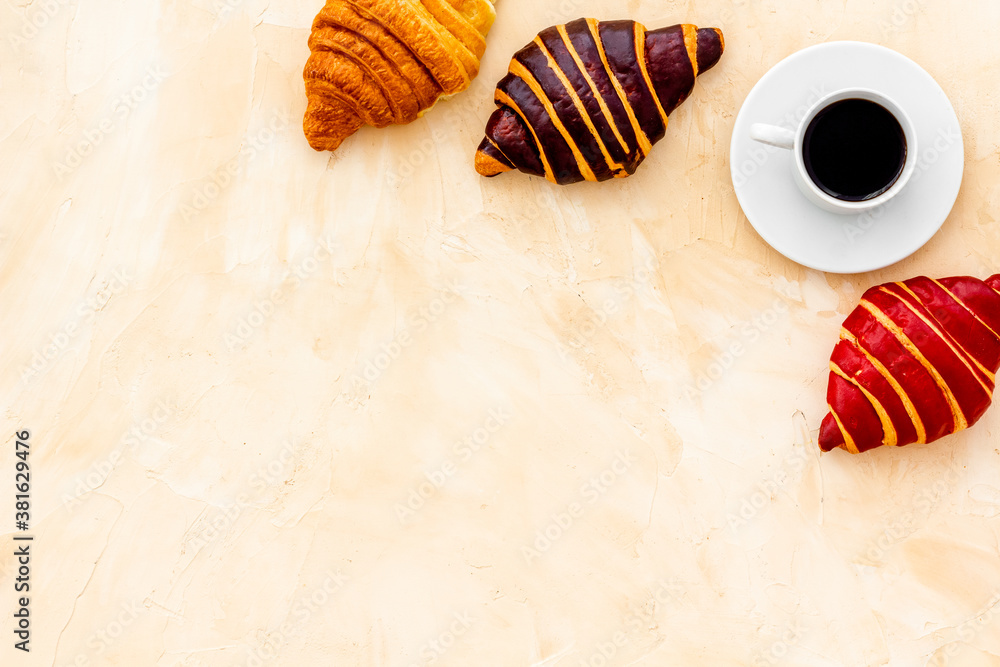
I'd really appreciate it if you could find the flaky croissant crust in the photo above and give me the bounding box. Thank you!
[821,275,1000,454]
[303,0,496,152]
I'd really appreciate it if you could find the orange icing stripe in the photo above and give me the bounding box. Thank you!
[494,90,555,182]
[841,328,926,444]
[585,18,652,156]
[860,299,968,433]
[508,59,596,181]
[831,361,898,447]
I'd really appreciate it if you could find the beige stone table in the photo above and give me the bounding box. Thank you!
[3,0,1000,665]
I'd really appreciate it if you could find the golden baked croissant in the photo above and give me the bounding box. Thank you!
[820,275,1000,454]
[474,19,724,184]
[303,0,496,152]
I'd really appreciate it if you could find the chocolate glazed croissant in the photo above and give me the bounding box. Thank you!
[303,0,496,152]
[474,19,724,184]
[820,275,1000,454]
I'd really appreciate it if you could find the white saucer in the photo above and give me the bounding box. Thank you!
[730,42,964,274]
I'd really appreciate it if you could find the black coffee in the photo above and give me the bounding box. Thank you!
[802,98,906,201]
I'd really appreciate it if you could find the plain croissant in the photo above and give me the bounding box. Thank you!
[820,275,1000,454]
[474,19,724,184]
[303,0,496,152]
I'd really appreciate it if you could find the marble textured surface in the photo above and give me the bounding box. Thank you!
[3,0,1000,665]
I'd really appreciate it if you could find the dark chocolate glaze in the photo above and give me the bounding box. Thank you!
[644,25,695,117]
[536,24,632,168]
[563,19,643,171]
[696,28,724,76]
[597,20,666,144]
[497,73,583,183]
[514,41,616,181]
[480,19,724,184]
[484,107,544,177]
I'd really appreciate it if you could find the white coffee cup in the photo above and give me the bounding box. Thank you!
[749,88,917,214]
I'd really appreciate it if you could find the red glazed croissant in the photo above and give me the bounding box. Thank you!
[474,19,724,184]
[820,275,1000,454]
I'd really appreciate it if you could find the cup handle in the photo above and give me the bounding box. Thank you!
[750,123,795,150]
